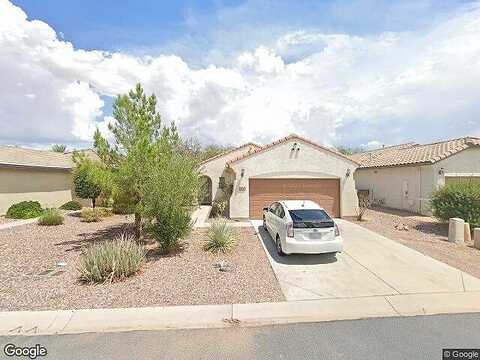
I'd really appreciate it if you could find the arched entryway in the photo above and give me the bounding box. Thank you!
[198,176,213,205]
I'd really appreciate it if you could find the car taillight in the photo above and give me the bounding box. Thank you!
[287,223,294,237]
[334,223,340,237]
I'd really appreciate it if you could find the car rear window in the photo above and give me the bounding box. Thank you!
[288,209,334,228]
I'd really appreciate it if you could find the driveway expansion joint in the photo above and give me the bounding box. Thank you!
[342,250,402,295]
[383,296,401,316]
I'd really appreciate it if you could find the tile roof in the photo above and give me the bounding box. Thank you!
[198,142,262,165]
[351,137,480,168]
[0,146,98,169]
[227,134,360,165]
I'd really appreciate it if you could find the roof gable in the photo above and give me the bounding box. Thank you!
[227,134,360,166]
[352,137,480,168]
[198,142,262,166]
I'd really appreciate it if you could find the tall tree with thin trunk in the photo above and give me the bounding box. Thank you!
[93,83,178,238]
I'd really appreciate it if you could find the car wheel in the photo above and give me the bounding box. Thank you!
[276,235,285,256]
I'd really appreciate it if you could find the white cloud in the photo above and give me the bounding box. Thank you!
[0,0,480,148]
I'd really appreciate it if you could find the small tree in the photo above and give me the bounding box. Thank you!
[51,144,67,153]
[73,160,102,208]
[93,83,196,240]
[143,150,199,252]
[356,195,371,221]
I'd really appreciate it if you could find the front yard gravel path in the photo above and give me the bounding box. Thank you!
[0,213,283,311]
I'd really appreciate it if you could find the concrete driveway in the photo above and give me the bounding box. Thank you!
[252,219,480,301]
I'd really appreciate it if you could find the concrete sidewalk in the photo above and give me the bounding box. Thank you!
[1,291,480,336]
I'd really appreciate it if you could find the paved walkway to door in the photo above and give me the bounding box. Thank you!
[252,219,480,301]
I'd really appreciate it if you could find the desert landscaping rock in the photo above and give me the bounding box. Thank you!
[350,207,480,279]
[0,213,283,311]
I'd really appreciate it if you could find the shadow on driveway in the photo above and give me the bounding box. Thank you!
[255,225,338,266]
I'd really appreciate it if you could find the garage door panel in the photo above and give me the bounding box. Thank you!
[249,179,340,219]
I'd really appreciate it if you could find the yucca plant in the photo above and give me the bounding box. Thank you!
[78,233,146,283]
[38,208,64,226]
[204,220,236,253]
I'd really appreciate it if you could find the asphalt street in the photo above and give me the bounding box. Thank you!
[1,313,479,360]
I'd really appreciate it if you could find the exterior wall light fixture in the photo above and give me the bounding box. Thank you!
[346,168,351,177]
[438,167,444,175]
[241,169,245,177]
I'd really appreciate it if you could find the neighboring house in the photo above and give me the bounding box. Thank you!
[199,134,359,219]
[0,146,94,214]
[351,137,480,215]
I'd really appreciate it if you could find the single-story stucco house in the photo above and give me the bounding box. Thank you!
[0,146,92,214]
[351,136,480,215]
[198,134,359,219]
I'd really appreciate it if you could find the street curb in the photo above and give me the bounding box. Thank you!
[2,292,480,336]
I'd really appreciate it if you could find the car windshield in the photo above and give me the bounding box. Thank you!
[288,209,334,228]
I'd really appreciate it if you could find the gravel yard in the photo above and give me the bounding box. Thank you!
[348,206,480,279]
[0,213,283,311]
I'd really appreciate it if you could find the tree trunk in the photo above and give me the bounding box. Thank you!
[92,197,96,208]
[134,212,142,240]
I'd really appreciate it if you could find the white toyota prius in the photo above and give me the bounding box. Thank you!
[262,200,343,256]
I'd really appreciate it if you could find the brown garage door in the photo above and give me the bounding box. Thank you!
[249,178,340,219]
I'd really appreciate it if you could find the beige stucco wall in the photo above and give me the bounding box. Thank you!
[0,166,87,215]
[198,145,259,203]
[229,139,359,218]
[354,147,480,215]
[354,165,434,214]
[433,147,480,188]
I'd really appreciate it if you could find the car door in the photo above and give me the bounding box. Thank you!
[266,202,277,236]
[275,203,287,241]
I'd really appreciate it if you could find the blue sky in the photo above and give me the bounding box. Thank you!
[2,0,480,149]
[12,0,470,62]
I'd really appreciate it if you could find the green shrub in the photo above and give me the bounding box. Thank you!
[38,208,64,226]
[142,152,199,253]
[95,207,113,217]
[6,201,43,219]
[60,200,83,211]
[145,207,191,253]
[204,220,236,253]
[80,207,113,222]
[112,204,135,214]
[78,233,146,283]
[431,182,480,228]
[80,208,102,223]
[112,202,135,215]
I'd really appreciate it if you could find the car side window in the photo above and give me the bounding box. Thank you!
[276,205,285,218]
[269,203,278,214]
